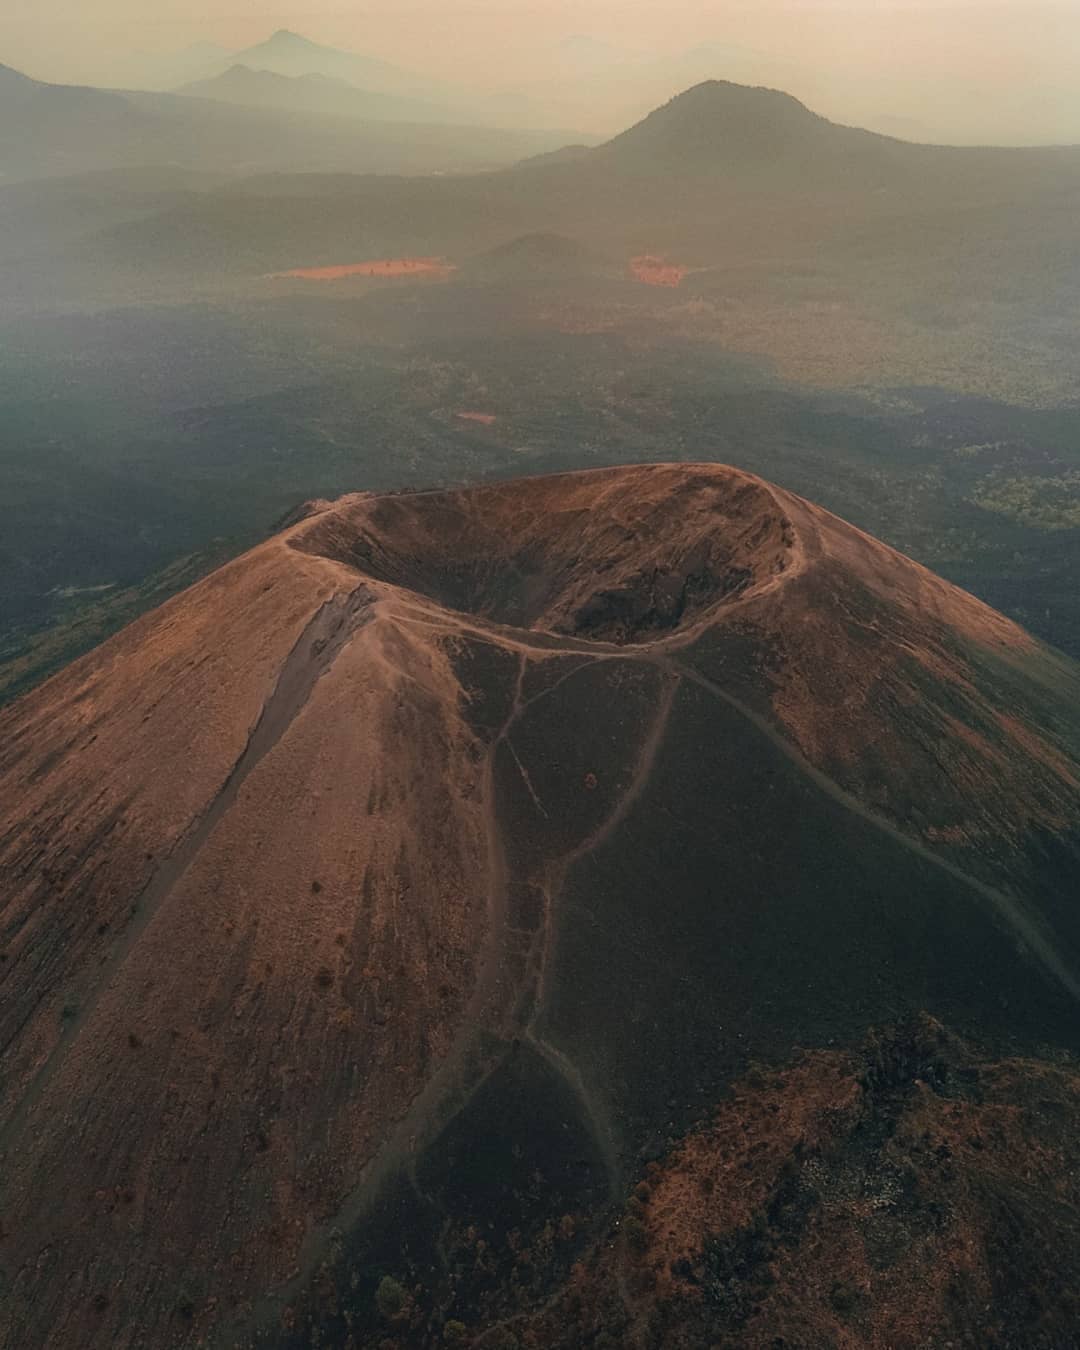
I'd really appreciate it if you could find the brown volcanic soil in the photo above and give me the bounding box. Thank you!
[292,464,794,642]
[515,1017,1080,1350]
[1,464,1079,1349]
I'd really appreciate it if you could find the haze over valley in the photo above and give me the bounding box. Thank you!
[2,8,1080,1348]
[6,59,1080,688]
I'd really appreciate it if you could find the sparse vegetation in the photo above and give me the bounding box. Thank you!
[972,470,1080,531]
[375,1275,407,1322]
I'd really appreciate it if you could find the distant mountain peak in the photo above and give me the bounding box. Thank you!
[656,79,818,122]
[229,27,413,90]
[244,29,332,57]
[600,79,844,172]
[0,62,41,97]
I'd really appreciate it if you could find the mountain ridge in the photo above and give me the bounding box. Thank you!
[227,26,452,101]
[0,60,584,181]
[175,62,454,125]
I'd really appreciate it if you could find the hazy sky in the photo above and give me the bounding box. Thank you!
[5,1,1080,142]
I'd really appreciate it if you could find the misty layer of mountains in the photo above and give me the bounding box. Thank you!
[6,22,1080,191]
[5,42,1080,686]
[0,36,594,184]
[6,68,1080,291]
[33,24,1080,147]
[8,22,1080,192]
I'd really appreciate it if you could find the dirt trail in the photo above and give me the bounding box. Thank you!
[666,659,1080,1005]
[495,664,682,1206]
[525,1032,621,1201]
[0,586,375,1162]
[531,671,679,1014]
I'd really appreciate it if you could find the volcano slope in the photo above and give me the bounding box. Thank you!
[1,464,1080,1350]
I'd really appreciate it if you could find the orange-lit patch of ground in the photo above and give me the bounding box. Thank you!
[271,258,456,281]
[514,1019,1080,1350]
[630,254,688,288]
[455,411,497,426]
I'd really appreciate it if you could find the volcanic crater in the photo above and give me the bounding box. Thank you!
[292,464,797,644]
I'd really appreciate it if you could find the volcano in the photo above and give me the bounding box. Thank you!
[592,80,916,183]
[1,464,1079,1348]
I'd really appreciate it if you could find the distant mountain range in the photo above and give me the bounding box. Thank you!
[177,64,470,127]
[15,25,1080,145]
[161,29,795,136]
[0,62,148,180]
[7,74,1080,319]
[0,59,593,183]
[173,30,560,132]
[226,28,441,99]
